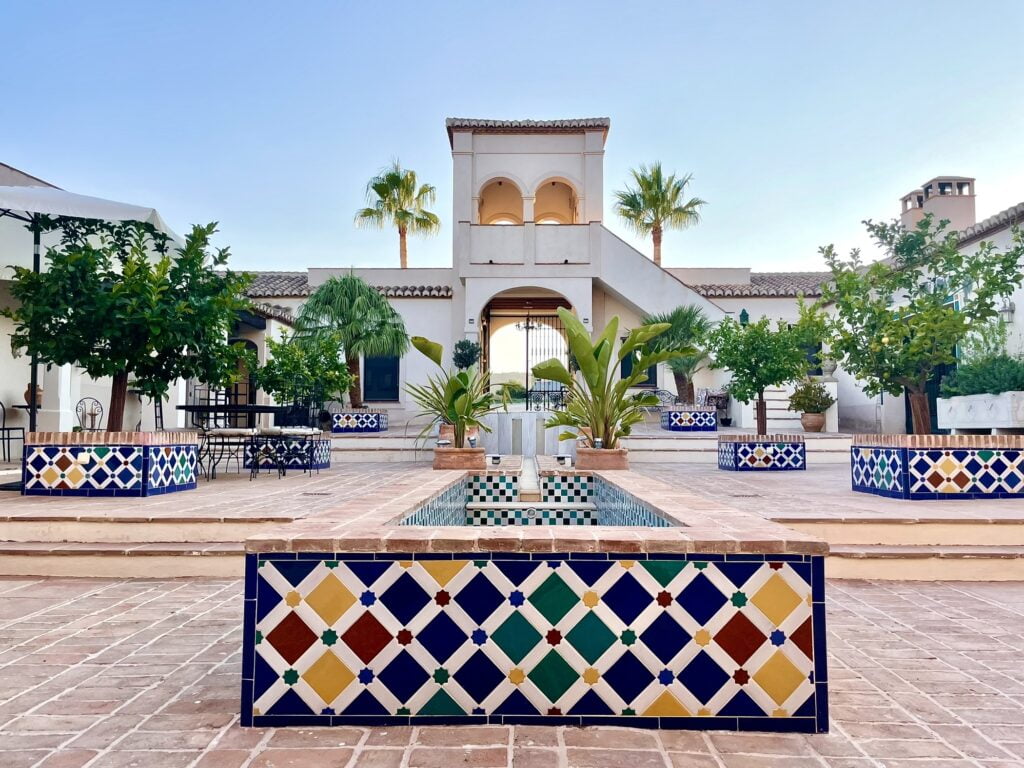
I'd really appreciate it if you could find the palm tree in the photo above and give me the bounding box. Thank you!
[355,161,440,269]
[642,305,713,404]
[614,163,706,267]
[296,274,409,408]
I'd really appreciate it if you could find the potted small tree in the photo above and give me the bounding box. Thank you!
[406,337,508,470]
[788,380,836,433]
[531,308,688,470]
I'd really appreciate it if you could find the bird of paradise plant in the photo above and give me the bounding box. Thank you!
[531,307,692,449]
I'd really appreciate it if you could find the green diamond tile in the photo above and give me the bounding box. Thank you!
[640,560,687,587]
[565,611,615,664]
[529,573,578,626]
[492,611,542,663]
[528,650,578,702]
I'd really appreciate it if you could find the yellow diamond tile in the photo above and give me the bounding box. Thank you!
[751,573,803,626]
[41,467,60,485]
[421,560,468,587]
[753,650,805,706]
[937,456,959,475]
[302,650,354,704]
[305,572,355,626]
[65,466,85,486]
[643,691,689,717]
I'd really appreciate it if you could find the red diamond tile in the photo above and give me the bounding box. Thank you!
[714,612,766,666]
[342,611,393,663]
[265,612,318,664]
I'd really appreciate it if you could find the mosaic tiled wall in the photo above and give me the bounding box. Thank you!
[540,475,592,503]
[852,444,1024,499]
[244,438,331,471]
[718,441,806,472]
[593,482,672,527]
[468,474,519,503]
[332,412,389,433]
[661,410,718,432]
[23,443,197,497]
[401,480,469,526]
[466,506,597,526]
[242,552,827,732]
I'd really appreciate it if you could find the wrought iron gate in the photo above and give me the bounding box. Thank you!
[518,313,569,411]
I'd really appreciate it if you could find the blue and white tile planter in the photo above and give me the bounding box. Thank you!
[852,434,1024,500]
[245,437,332,471]
[331,411,389,433]
[22,431,198,497]
[718,435,806,472]
[661,408,718,432]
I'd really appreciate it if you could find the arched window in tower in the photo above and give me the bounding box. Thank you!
[478,178,524,224]
[534,179,577,224]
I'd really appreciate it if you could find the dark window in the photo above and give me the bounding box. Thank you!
[620,354,657,388]
[363,356,400,401]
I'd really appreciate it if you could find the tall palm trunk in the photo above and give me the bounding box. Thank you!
[399,227,408,269]
[652,224,663,267]
[346,354,363,409]
[107,370,130,432]
[671,370,693,405]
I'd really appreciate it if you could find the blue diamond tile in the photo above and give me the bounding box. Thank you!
[603,651,654,704]
[602,572,651,626]
[454,650,504,703]
[677,650,729,704]
[640,612,691,664]
[676,572,727,626]
[456,572,505,625]
[377,650,428,702]
[379,572,431,625]
[417,612,466,663]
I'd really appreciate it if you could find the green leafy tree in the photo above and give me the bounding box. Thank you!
[452,339,481,371]
[5,220,251,431]
[295,273,409,408]
[354,160,440,269]
[613,163,706,267]
[642,305,713,403]
[707,317,810,434]
[254,332,353,406]
[820,216,1024,433]
[531,307,690,449]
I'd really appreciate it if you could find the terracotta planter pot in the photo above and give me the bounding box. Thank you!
[800,412,826,433]
[575,447,629,470]
[438,424,480,446]
[24,384,43,407]
[433,447,486,470]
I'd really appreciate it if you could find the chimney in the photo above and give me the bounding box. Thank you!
[901,176,976,232]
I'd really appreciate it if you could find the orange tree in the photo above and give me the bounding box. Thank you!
[5,219,252,431]
[820,216,1024,434]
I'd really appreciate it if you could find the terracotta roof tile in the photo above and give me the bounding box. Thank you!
[242,271,452,300]
[958,201,1024,245]
[690,272,831,298]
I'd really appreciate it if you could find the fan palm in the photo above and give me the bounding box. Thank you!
[643,305,713,404]
[613,163,706,267]
[295,273,409,408]
[355,161,440,269]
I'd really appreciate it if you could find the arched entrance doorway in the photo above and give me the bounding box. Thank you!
[481,289,572,411]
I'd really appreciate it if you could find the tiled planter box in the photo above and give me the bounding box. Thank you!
[718,435,806,471]
[661,408,718,432]
[852,434,1024,500]
[244,437,332,471]
[331,411,388,433]
[22,431,198,497]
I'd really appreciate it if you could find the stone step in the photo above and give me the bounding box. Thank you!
[780,516,1024,547]
[0,541,243,578]
[828,544,1024,581]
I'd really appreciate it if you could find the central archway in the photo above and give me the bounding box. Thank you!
[481,288,572,411]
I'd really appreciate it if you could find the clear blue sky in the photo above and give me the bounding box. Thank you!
[4,1,1022,272]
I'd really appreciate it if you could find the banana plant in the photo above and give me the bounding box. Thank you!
[406,336,509,448]
[531,307,692,449]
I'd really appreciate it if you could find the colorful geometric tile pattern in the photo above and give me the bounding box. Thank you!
[466,506,597,526]
[661,410,718,432]
[244,438,331,470]
[540,475,592,503]
[22,443,197,497]
[852,444,1024,499]
[400,480,469,526]
[719,441,806,472]
[242,552,827,732]
[468,475,519,503]
[332,412,389,433]
[593,482,672,527]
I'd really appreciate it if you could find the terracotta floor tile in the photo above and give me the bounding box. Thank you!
[249,747,355,767]
[407,746,509,767]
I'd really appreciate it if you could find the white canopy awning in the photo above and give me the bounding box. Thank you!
[0,184,182,243]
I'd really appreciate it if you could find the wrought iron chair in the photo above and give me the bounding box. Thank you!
[0,401,25,463]
[75,397,105,431]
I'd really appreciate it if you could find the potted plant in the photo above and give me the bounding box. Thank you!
[253,332,353,428]
[788,380,836,433]
[406,337,508,470]
[531,308,689,470]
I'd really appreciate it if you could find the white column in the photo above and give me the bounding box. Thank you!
[40,363,75,431]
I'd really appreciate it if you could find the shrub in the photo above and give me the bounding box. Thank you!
[452,339,481,370]
[941,355,1024,397]
[787,381,836,413]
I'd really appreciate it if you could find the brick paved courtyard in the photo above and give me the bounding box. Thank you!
[2,576,1024,767]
